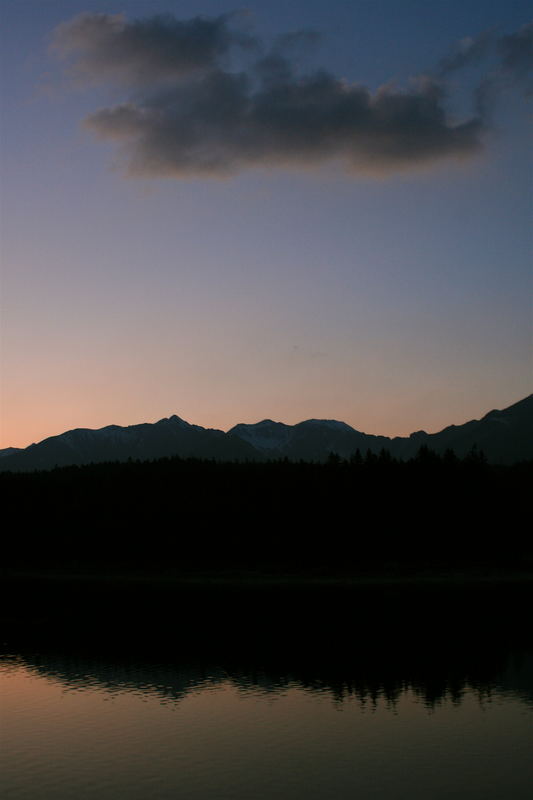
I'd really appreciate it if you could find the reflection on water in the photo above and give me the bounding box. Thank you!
[2,648,532,800]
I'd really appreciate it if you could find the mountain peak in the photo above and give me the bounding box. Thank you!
[297,419,355,432]
[156,415,190,427]
[228,419,292,451]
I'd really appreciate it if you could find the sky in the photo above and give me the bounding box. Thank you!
[0,0,531,448]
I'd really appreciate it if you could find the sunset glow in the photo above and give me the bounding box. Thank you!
[1,1,531,449]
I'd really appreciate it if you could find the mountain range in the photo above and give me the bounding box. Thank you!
[1,394,531,471]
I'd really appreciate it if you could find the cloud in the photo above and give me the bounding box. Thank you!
[51,12,529,180]
[437,29,495,75]
[435,22,533,108]
[499,21,533,92]
[83,71,482,178]
[51,12,256,86]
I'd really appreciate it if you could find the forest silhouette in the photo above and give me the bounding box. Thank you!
[3,445,531,573]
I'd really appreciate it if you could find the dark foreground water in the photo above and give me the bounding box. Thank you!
[2,575,533,799]
[2,647,532,800]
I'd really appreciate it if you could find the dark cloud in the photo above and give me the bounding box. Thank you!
[437,30,495,75]
[499,21,533,92]
[436,22,533,107]
[52,12,256,86]
[52,12,528,180]
[83,66,482,178]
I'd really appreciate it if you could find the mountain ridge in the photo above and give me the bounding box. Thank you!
[1,394,531,471]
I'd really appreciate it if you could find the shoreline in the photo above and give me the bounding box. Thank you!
[4,565,533,586]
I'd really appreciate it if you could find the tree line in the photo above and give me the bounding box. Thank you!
[2,447,531,573]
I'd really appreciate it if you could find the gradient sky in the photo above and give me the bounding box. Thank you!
[1,0,531,448]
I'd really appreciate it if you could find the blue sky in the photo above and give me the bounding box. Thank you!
[1,1,531,447]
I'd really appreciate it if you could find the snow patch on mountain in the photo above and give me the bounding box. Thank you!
[229,420,293,451]
[59,426,138,448]
[229,418,357,451]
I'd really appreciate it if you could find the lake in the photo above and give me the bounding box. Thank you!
[2,643,532,800]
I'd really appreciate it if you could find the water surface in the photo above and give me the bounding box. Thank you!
[2,651,532,800]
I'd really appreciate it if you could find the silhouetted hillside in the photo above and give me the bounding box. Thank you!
[395,395,533,463]
[2,394,532,470]
[0,447,22,458]
[1,415,256,471]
